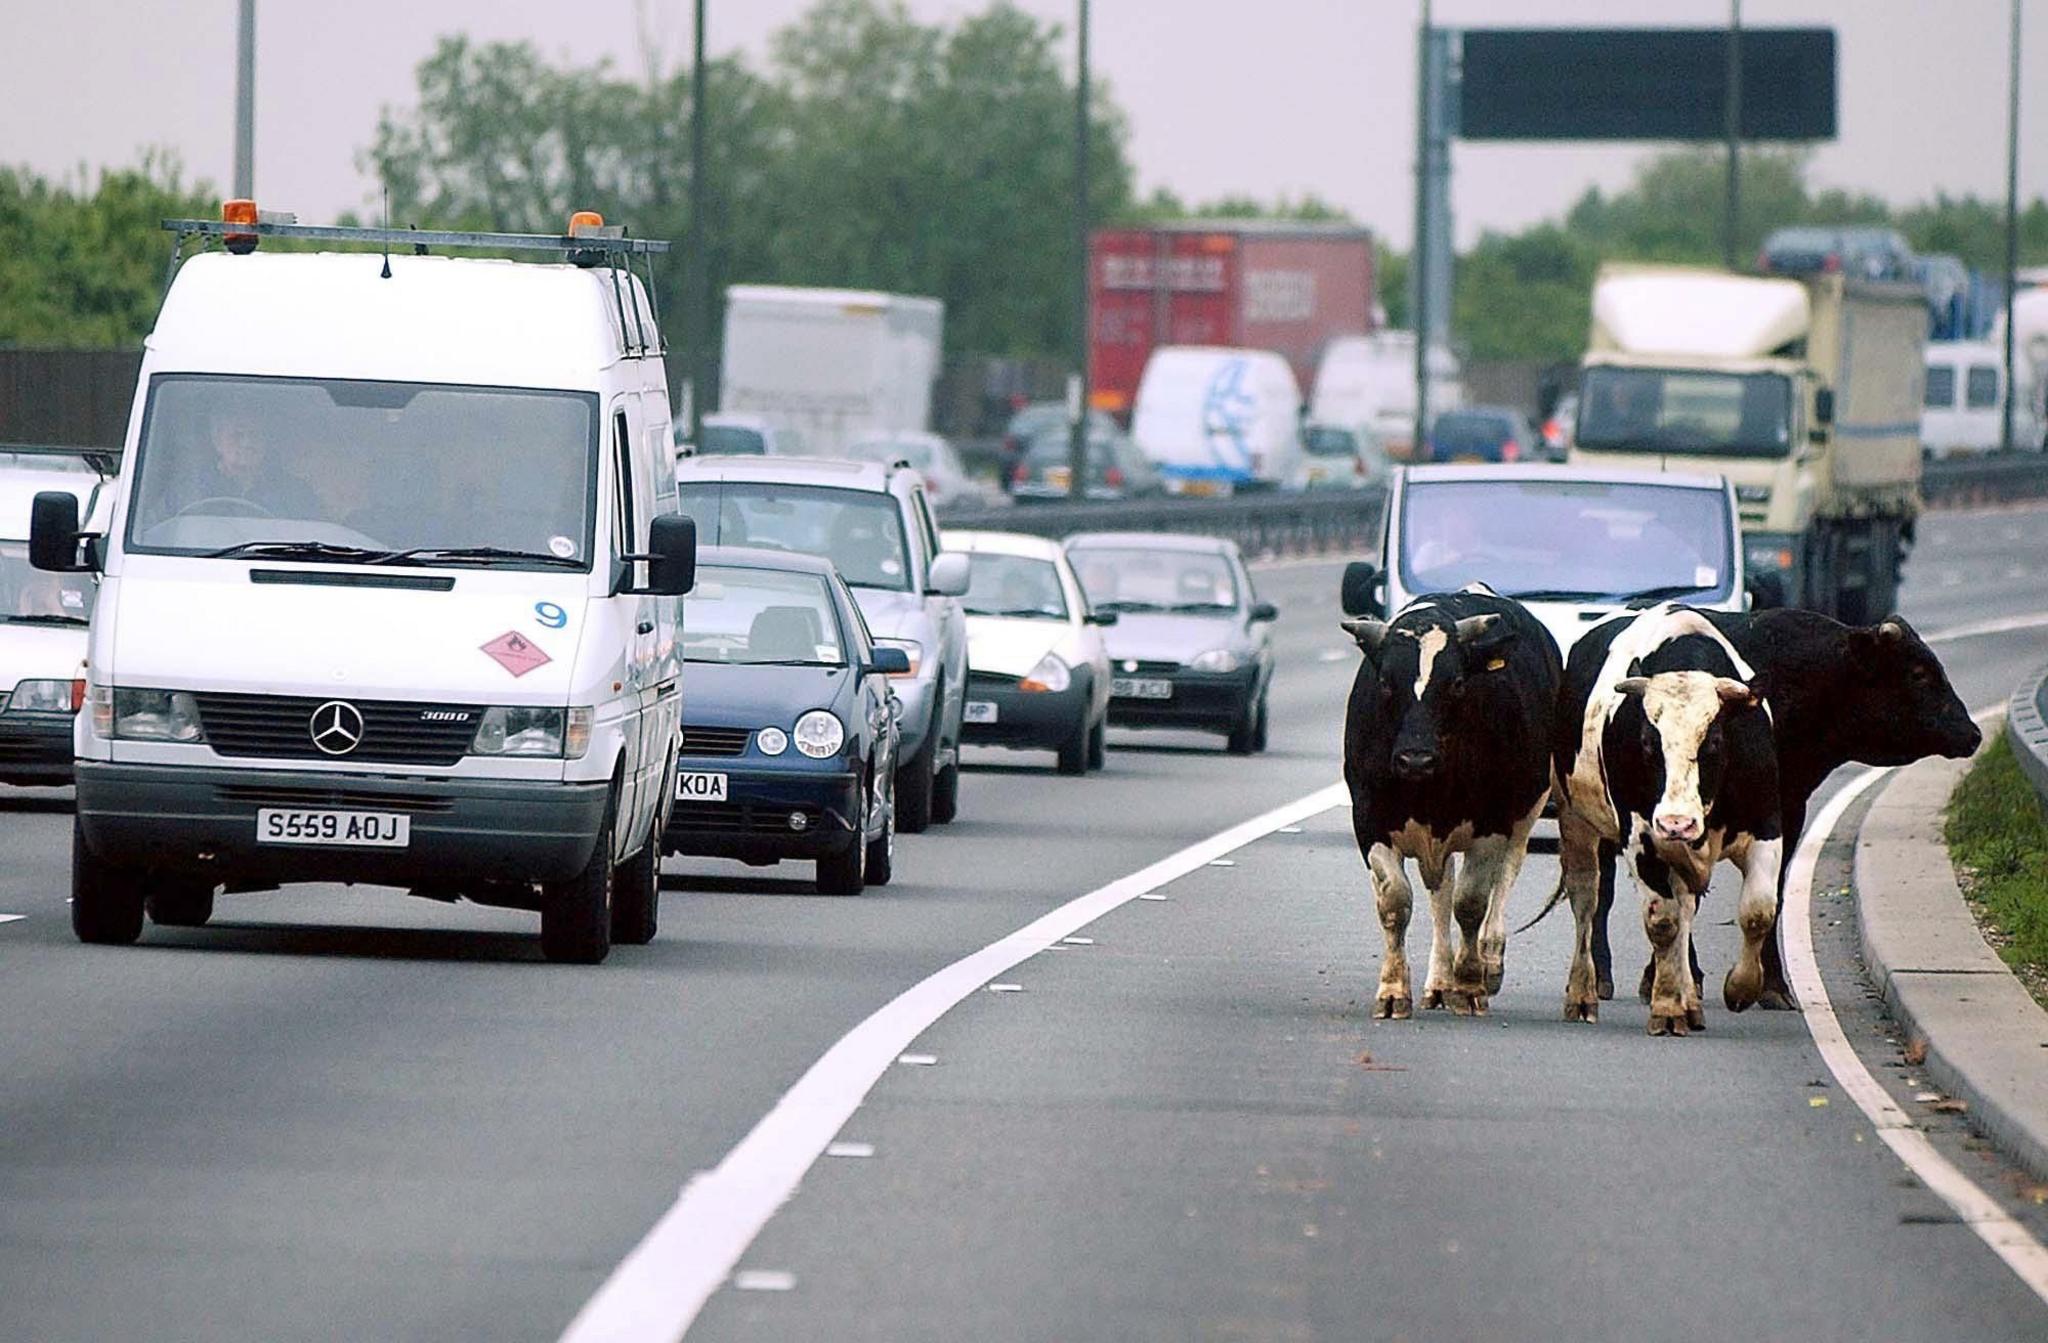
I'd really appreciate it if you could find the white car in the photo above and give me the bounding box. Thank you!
[944,529,1114,775]
[1345,464,1749,659]
[675,412,806,460]
[0,448,104,785]
[843,431,991,513]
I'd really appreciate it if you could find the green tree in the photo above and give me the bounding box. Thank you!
[0,155,215,347]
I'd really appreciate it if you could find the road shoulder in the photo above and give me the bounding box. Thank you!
[1855,744,2048,1184]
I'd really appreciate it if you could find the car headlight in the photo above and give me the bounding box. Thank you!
[111,688,205,742]
[1020,652,1071,693]
[794,710,845,758]
[1188,648,1242,673]
[757,726,790,756]
[8,678,85,714]
[874,638,921,678]
[471,705,591,758]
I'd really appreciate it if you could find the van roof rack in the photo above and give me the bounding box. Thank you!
[160,214,671,359]
[0,441,121,479]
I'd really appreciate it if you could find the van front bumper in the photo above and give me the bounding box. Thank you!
[0,712,76,785]
[74,762,609,888]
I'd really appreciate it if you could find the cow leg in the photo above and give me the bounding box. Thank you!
[1368,843,1415,1020]
[1679,886,1707,1032]
[1558,811,1604,1023]
[1724,837,1785,1012]
[1420,855,1461,1011]
[1634,842,1696,1037]
[1593,840,1617,1000]
[1756,792,1809,1011]
[1476,794,1546,995]
[1449,836,1515,1016]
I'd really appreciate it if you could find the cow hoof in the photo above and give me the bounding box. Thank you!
[1483,965,1504,995]
[1756,984,1801,1012]
[1420,988,1448,1011]
[1563,998,1599,1024]
[1686,1005,1707,1032]
[1596,978,1615,1001]
[1648,1011,1691,1037]
[1724,967,1762,1013]
[1375,995,1413,1020]
[1447,990,1487,1017]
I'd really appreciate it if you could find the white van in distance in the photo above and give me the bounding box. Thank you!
[1130,346,1304,496]
[31,205,696,963]
[0,447,106,785]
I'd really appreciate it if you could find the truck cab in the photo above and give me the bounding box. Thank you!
[33,207,694,963]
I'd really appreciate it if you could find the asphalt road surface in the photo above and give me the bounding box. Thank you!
[3,504,2047,1341]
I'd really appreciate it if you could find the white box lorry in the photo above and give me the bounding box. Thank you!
[1569,262,1926,622]
[718,285,944,456]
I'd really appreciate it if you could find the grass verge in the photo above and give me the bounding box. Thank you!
[1946,730,2048,1008]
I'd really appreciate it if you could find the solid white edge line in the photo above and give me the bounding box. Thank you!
[1782,709,2048,1304]
[559,780,1350,1343]
[0,914,26,925]
[1926,611,2048,645]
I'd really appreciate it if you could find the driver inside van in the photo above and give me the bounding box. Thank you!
[178,411,316,517]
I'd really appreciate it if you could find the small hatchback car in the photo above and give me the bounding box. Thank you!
[662,548,904,895]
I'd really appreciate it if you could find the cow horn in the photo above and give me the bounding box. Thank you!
[1453,613,1503,645]
[1615,676,1652,697]
[1341,617,1390,655]
[1878,617,1910,642]
[1714,677,1758,706]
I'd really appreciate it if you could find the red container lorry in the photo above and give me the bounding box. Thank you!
[1088,222,1376,418]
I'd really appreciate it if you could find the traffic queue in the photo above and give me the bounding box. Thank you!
[0,205,1287,963]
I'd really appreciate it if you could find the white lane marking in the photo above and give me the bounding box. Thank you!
[987,983,1024,993]
[1784,715,2048,1305]
[1926,610,2048,644]
[896,1053,937,1067]
[1137,892,1169,902]
[0,915,25,927]
[561,781,1347,1343]
[1208,859,1237,868]
[823,1141,874,1159]
[731,1271,795,1293]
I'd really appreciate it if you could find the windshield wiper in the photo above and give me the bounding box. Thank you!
[965,606,1064,619]
[1165,602,1235,613]
[1499,588,1606,602]
[1615,583,1714,607]
[1094,600,1166,613]
[732,657,842,668]
[1,612,89,626]
[204,540,389,562]
[368,545,584,569]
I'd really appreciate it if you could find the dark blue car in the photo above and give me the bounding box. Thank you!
[662,548,905,894]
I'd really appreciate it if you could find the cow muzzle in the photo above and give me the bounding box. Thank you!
[1392,748,1441,781]
[1652,811,1704,844]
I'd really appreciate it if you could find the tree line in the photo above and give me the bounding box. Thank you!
[4,0,2045,370]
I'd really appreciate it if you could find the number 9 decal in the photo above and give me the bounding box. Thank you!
[534,601,568,630]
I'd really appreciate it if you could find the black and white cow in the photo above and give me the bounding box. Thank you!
[1584,610,1981,1009]
[1553,603,1782,1035]
[1343,584,1561,1018]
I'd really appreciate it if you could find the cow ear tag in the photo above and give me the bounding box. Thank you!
[1485,657,1507,672]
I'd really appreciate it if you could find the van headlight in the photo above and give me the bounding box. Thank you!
[1020,653,1071,693]
[111,688,205,742]
[471,705,591,758]
[1188,648,1242,673]
[8,678,85,714]
[794,710,844,758]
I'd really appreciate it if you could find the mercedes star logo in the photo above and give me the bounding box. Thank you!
[309,700,365,756]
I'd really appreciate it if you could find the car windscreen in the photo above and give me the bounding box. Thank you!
[682,565,846,666]
[699,425,768,455]
[676,481,913,592]
[963,553,1068,620]
[1303,426,1359,457]
[124,375,597,567]
[1399,479,1735,605]
[0,541,94,625]
[1576,367,1793,459]
[1069,547,1239,613]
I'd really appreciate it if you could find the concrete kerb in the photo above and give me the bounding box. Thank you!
[1853,736,2048,1185]
[2008,664,2048,805]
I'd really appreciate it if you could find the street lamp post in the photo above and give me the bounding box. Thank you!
[1069,0,1092,501]
[1723,0,1743,270]
[234,0,255,199]
[2001,0,2022,455]
[690,0,709,449]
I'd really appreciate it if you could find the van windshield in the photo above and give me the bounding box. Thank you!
[124,375,599,568]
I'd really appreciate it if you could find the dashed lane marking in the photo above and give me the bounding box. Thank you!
[1783,707,2048,1306]
[559,781,1347,1343]
[0,915,25,926]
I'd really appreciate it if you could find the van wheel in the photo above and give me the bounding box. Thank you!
[895,733,935,834]
[863,775,895,887]
[818,790,867,895]
[932,758,960,824]
[72,815,145,945]
[541,819,614,964]
[610,835,661,946]
[1086,715,1107,771]
[147,883,216,928]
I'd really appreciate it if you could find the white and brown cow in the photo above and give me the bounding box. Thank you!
[1550,603,1782,1036]
[1343,584,1562,1019]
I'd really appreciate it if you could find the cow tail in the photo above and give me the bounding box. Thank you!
[1513,867,1568,935]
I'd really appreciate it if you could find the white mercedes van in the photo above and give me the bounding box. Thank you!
[30,206,695,963]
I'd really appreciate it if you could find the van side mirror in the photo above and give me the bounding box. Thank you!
[30,492,89,573]
[1249,601,1278,623]
[633,513,697,595]
[927,551,970,597]
[1340,561,1381,618]
[1813,387,1835,426]
[868,647,912,676]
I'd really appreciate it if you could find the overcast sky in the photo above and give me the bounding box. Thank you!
[2,0,2040,248]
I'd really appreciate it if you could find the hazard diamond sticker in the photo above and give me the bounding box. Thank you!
[481,630,552,678]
